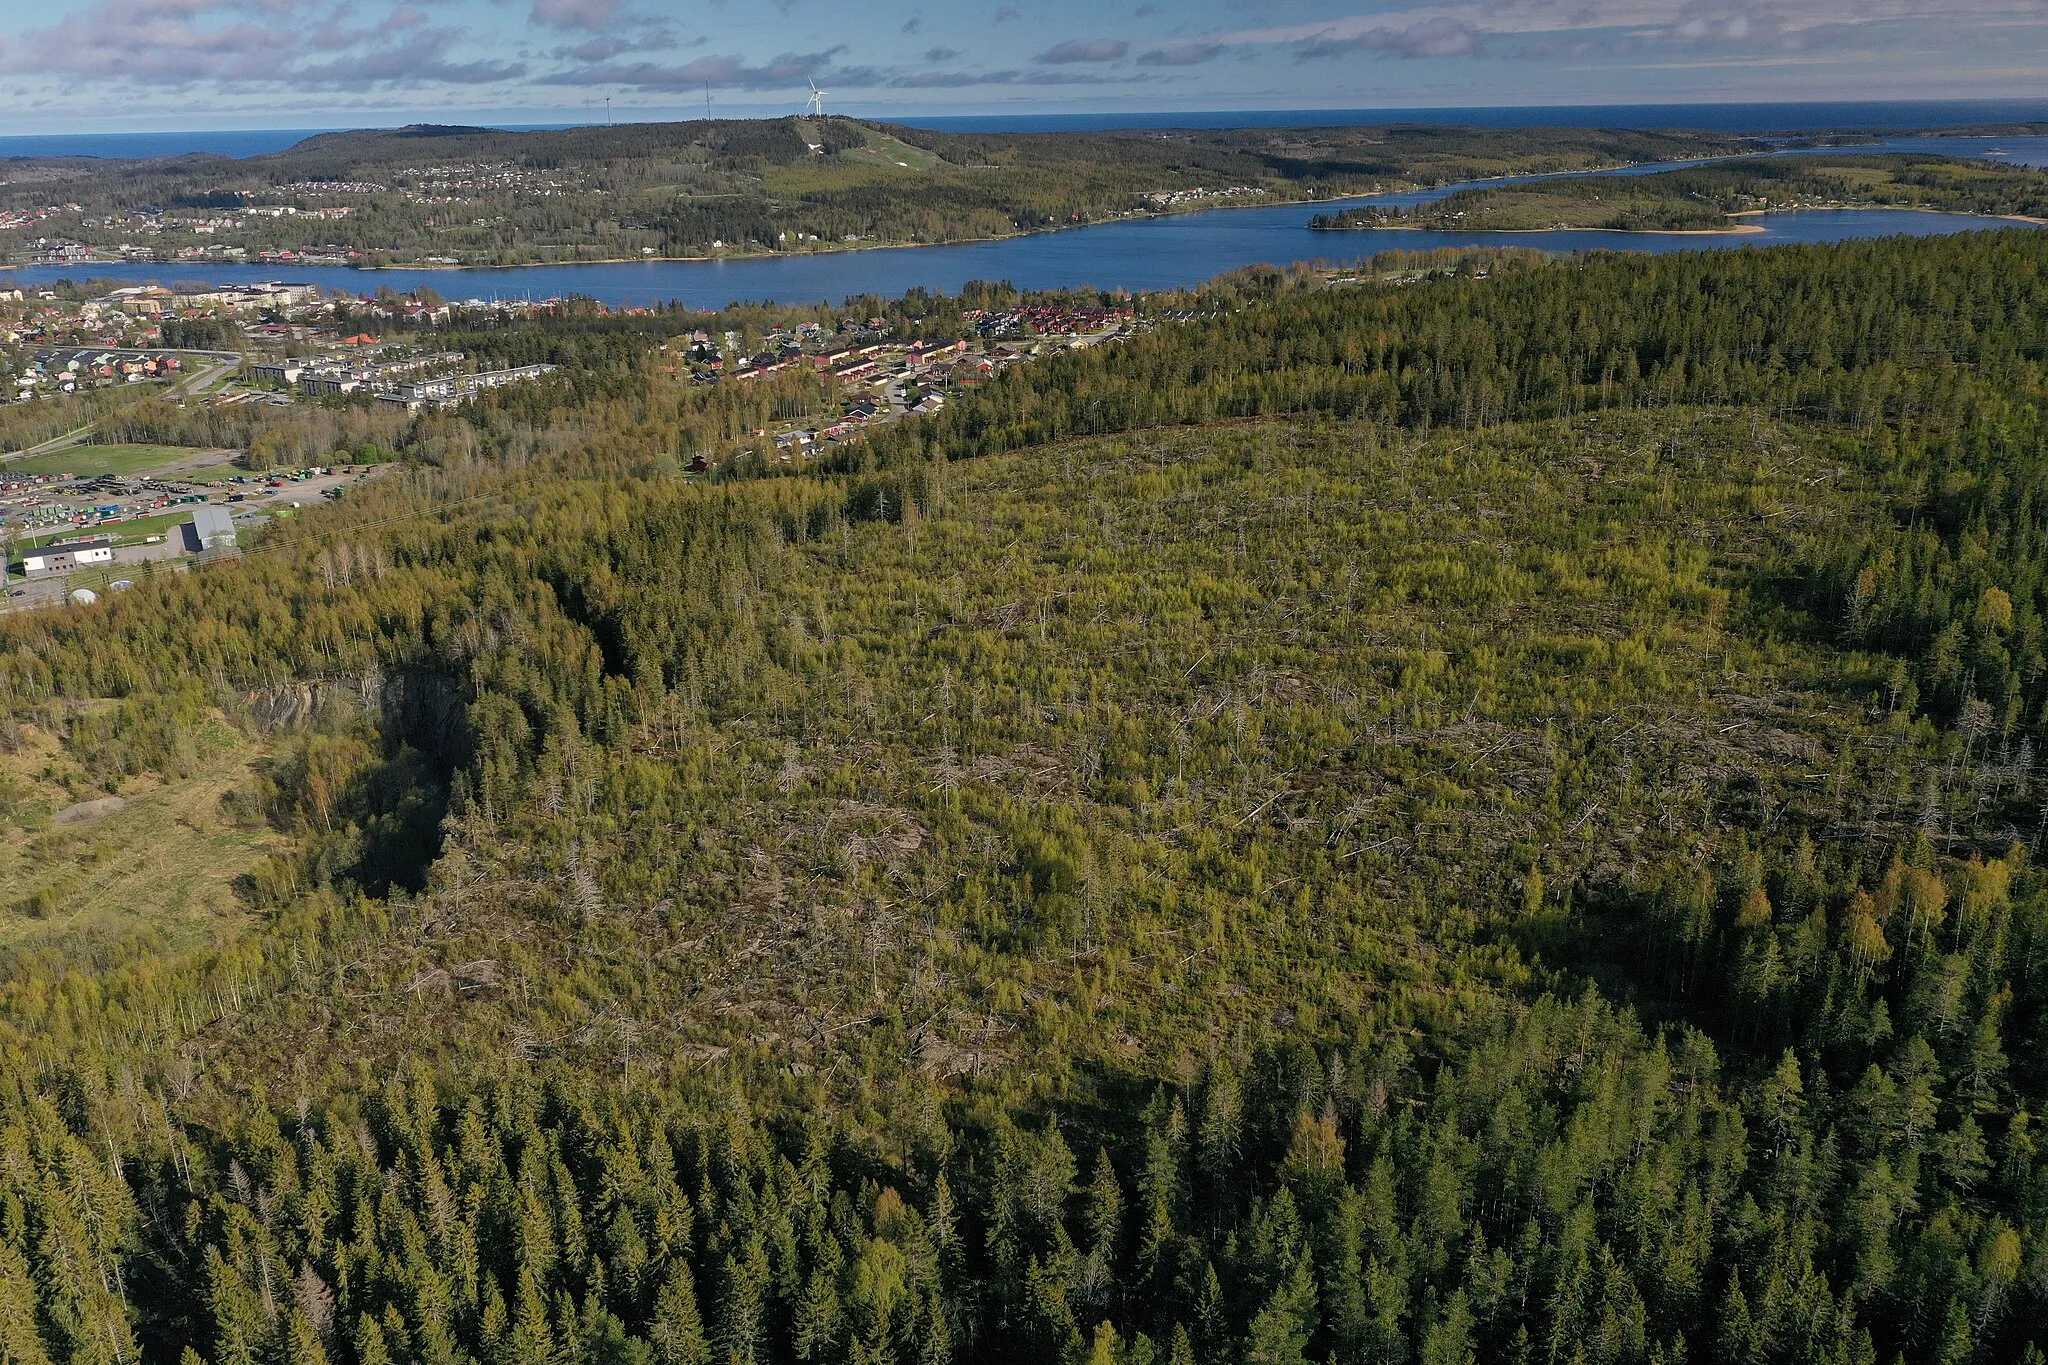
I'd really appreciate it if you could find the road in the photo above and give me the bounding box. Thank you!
[169,358,238,400]
[0,425,94,464]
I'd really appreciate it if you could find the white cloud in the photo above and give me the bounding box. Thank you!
[9,0,526,90]
[1297,17,1482,57]
[1197,0,2048,64]
[542,48,843,89]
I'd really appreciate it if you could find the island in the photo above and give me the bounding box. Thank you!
[1308,152,2048,233]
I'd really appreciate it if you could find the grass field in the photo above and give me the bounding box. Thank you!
[0,714,284,956]
[5,444,238,479]
[17,509,196,552]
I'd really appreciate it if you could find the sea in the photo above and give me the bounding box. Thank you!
[3,101,2047,161]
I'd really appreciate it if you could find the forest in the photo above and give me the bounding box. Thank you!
[1,226,2047,1365]
[0,120,1748,266]
[1307,153,2048,233]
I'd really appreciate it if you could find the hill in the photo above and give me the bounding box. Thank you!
[1,229,2047,1364]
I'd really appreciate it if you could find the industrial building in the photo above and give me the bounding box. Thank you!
[22,537,115,576]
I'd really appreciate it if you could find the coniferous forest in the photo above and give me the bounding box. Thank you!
[5,229,2048,1365]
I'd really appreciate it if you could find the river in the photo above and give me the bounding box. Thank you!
[5,134,2044,311]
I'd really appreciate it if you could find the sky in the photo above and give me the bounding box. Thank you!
[0,0,2044,132]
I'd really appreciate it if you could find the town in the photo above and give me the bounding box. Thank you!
[0,269,1163,609]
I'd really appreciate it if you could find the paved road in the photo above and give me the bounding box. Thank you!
[169,359,238,401]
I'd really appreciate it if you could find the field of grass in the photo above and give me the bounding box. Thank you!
[5,443,237,479]
[0,713,284,956]
[17,509,197,552]
[836,123,948,171]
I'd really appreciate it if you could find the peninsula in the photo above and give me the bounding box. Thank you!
[1308,151,2048,233]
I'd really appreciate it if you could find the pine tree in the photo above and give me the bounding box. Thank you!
[651,1263,712,1365]
[0,1240,52,1365]
[1419,1291,1476,1365]
[1244,1254,1318,1365]
[794,1267,841,1361]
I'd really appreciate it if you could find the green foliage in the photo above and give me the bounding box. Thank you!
[0,229,2046,1365]
[1311,153,2048,232]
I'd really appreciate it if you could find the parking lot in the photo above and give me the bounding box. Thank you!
[0,461,390,611]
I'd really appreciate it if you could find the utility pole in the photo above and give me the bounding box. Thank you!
[605,96,613,125]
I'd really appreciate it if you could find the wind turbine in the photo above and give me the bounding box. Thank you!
[805,79,827,118]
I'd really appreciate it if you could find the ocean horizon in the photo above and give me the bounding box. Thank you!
[3,99,2047,161]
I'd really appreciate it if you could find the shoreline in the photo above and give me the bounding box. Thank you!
[11,157,2036,281]
[9,188,1403,276]
[228,184,1491,272]
[1311,219,1767,237]
[1311,201,2048,238]
[5,153,1745,276]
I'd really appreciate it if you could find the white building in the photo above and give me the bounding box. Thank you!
[22,537,115,575]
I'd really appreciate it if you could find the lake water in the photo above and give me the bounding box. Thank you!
[4,135,2043,311]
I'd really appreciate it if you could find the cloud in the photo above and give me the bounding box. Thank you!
[1034,38,1129,62]
[924,46,963,61]
[1138,41,1223,65]
[293,35,527,89]
[557,37,637,61]
[901,14,922,33]
[9,0,528,90]
[544,48,842,89]
[530,0,621,31]
[832,62,1148,88]
[1022,69,1138,83]
[889,68,1023,87]
[1297,17,1482,59]
[1212,0,2045,65]
[993,6,1019,22]
[1672,2,1785,45]
[1663,1,1863,52]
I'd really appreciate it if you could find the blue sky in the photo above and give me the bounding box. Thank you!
[0,0,2043,131]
